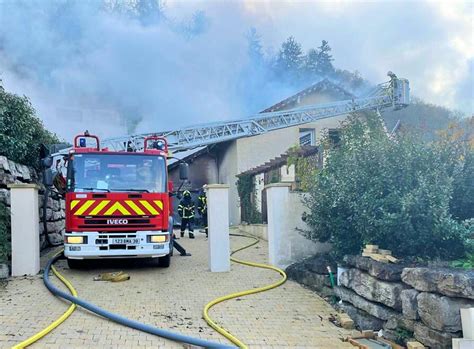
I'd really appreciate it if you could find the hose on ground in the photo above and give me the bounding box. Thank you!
[43,253,235,349]
[203,233,287,349]
[12,251,78,349]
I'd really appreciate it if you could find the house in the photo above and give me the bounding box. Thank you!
[168,79,353,225]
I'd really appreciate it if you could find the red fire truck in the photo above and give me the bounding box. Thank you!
[63,132,180,269]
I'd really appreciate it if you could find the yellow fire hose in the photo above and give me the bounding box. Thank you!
[15,234,285,348]
[203,234,287,349]
[12,250,78,349]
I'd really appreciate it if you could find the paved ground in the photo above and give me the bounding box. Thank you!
[0,231,353,348]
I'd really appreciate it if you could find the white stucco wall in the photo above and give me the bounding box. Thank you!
[254,173,265,213]
[283,191,331,266]
[217,142,240,225]
[280,164,295,183]
[266,184,331,268]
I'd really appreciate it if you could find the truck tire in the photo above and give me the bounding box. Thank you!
[158,254,171,268]
[67,258,85,269]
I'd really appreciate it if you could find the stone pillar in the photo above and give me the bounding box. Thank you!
[8,184,40,276]
[265,183,291,268]
[204,184,230,272]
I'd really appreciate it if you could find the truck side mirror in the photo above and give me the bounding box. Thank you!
[179,163,189,180]
[43,168,54,187]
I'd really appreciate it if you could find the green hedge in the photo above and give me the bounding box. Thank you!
[0,83,59,168]
[304,113,472,260]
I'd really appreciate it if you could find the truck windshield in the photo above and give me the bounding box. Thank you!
[68,153,166,193]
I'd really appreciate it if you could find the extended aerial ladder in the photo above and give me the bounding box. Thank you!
[101,72,409,153]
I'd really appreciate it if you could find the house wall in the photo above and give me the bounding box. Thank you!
[168,153,218,191]
[215,142,240,225]
[222,115,347,224]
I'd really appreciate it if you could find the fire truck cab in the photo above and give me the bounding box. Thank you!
[63,132,174,269]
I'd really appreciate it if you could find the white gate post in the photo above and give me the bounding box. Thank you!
[8,184,40,276]
[265,183,291,268]
[204,184,230,272]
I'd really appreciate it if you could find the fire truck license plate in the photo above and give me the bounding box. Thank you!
[110,238,140,245]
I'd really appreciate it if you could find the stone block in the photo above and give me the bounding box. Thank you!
[48,232,63,245]
[337,301,385,330]
[0,189,10,206]
[402,267,474,300]
[344,255,405,281]
[407,341,425,349]
[0,156,11,171]
[414,322,460,349]
[401,289,420,320]
[286,267,333,297]
[384,316,416,332]
[0,263,9,279]
[334,286,399,320]
[417,292,474,332]
[47,197,54,209]
[46,221,64,234]
[337,313,354,329]
[53,199,60,211]
[339,268,409,310]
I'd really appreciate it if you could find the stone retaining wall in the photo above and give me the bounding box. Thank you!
[287,254,474,348]
[339,256,474,348]
[0,156,64,249]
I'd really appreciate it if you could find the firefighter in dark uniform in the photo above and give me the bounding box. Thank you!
[197,190,208,238]
[178,190,195,239]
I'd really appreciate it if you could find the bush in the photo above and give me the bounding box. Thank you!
[0,202,10,264]
[303,113,471,260]
[0,83,59,168]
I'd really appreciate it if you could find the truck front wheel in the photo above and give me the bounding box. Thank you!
[158,254,170,268]
[67,258,85,269]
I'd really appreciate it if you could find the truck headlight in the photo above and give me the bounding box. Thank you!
[148,235,168,243]
[66,236,86,244]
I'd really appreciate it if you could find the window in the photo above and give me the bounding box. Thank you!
[299,128,315,146]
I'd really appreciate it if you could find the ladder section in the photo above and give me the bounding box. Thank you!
[72,73,408,154]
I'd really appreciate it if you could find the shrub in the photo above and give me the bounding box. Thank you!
[0,202,10,264]
[0,83,59,168]
[303,113,470,260]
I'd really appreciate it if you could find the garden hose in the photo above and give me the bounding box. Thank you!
[42,253,235,349]
[12,250,78,349]
[203,233,287,349]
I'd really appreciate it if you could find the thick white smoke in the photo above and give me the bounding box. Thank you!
[0,1,293,141]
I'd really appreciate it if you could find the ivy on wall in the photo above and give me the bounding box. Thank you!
[287,145,319,191]
[237,174,262,224]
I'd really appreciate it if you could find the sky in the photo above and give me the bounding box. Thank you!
[0,0,472,141]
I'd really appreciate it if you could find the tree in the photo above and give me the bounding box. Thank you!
[274,36,304,83]
[133,0,165,26]
[0,83,59,168]
[303,112,470,260]
[304,48,319,80]
[246,27,264,66]
[436,118,474,221]
[315,40,334,76]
